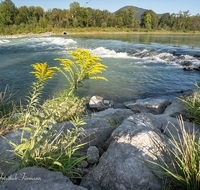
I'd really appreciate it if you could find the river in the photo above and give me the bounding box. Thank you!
[0,33,200,103]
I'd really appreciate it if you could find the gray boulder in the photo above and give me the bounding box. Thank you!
[80,113,200,190]
[0,166,88,190]
[124,98,170,114]
[53,118,116,151]
[81,114,163,190]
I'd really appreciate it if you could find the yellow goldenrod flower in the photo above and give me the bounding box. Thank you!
[54,48,108,92]
[30,62,56,81]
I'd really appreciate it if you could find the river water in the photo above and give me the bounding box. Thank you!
[0,33,200,103]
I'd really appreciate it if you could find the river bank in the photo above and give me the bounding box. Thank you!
[0,86,200,189]
[1,28,200,38]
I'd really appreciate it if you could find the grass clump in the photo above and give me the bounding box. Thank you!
[0,85,24,135]
[1,116,87,178]
[140,116,200,190]
[180,81,200,125]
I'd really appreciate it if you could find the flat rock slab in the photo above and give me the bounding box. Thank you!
[0,166,88,190]
[124,98,171,114]
[91,108,134,125]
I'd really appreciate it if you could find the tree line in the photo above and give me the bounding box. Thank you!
[0,0,200,35]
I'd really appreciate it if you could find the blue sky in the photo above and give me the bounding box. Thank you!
[12,0,200,16]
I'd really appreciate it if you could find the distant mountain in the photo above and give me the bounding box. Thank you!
[114,6,162,20]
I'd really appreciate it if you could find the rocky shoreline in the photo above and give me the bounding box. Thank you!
[0,87,200,190]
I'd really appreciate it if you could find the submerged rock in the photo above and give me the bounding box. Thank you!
[194,66,200,71]
[183,67,194,71]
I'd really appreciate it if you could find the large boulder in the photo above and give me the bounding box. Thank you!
[0,166,88,190]
[80,114,163,190]
[53,118,116,151]
[124,98,170,114]
[80,113,200,190]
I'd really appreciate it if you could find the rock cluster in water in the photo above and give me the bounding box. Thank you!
[0,88,200,190]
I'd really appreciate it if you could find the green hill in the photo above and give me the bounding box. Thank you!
[114,6,162,20]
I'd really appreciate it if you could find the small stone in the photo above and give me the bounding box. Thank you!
[86,146,99,164]
[89,96,114,111]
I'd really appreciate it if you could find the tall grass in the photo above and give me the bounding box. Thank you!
[0,85,15,117]
[140,116,200,190]
[180,81,200,125]
[0,85,24,135]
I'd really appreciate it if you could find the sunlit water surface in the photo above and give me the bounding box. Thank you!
[0,33,200,103]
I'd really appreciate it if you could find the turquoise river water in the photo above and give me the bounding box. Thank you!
[0,33,200,103]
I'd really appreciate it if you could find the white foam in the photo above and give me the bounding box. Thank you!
[0,39,10,44]
[91,47,136,59]
[19,37,77,50]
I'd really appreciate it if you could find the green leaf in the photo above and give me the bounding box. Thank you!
[20,127,32,132]
[53,161,62,167]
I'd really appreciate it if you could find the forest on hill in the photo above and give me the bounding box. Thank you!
[0,0,200,35]
[115,6,150,20]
